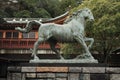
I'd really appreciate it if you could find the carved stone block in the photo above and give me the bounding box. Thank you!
[110,74,120,80]
[21,67,36,72]
[69,67,82,72]
[83,67,105,73]
[68,73,79,80]
[56,73,68,77]
[106,67,120,73]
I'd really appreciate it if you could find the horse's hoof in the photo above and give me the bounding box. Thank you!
[75,54,93,59]
[60,57,65,60]
[29,58,40,63]
[31,53,35,57]
[31,54,34,57]
[34,55,40,60]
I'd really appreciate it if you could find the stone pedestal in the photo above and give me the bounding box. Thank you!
[7,66,120,80]
[30,59,98,63]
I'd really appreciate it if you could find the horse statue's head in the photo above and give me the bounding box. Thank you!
[64,8,94,24]
[76,8,94,21]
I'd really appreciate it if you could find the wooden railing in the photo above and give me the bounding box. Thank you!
[0,38,60,49]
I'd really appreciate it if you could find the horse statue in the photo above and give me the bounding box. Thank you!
[15,8,95,61]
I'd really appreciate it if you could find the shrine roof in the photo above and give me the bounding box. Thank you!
[3,11,69,24]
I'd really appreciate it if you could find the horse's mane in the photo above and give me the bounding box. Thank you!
[64,9,83,24]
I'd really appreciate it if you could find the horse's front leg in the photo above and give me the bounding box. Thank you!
[84,37,94,49]
[74,34,94,59]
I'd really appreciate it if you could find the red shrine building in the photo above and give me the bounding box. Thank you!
[0,11,68,55]
[0,12,69,78]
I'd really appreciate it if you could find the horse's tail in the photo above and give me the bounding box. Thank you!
[15,20,42,33]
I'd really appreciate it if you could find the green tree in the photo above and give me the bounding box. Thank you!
[60,0,78,11]
[37,0,63,17]
[0,0,79,18]
[32,8,51,18]
[4,7,16,17]
[14,10,31,18]
[0,10,9,18]
[62,0,120,62]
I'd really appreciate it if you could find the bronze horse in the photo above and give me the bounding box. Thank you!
[15,8,95,61]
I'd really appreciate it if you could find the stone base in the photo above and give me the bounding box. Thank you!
[29,59,98,63]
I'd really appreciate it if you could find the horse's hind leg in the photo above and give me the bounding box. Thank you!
[32,37,44,60]
[48,40,64,59]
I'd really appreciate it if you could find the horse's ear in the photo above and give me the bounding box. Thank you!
[72,12,77,16]
[77,9,82,13]
[83,8,90,11]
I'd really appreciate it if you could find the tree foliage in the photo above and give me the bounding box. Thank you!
[60,0,78,11]
[34,8,51,18]
[0,0,79,18]
[14,10,31,18]
[61,0,120,62]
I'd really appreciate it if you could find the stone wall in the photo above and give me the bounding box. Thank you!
[0,78,6,80]
[7,67,120,80]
